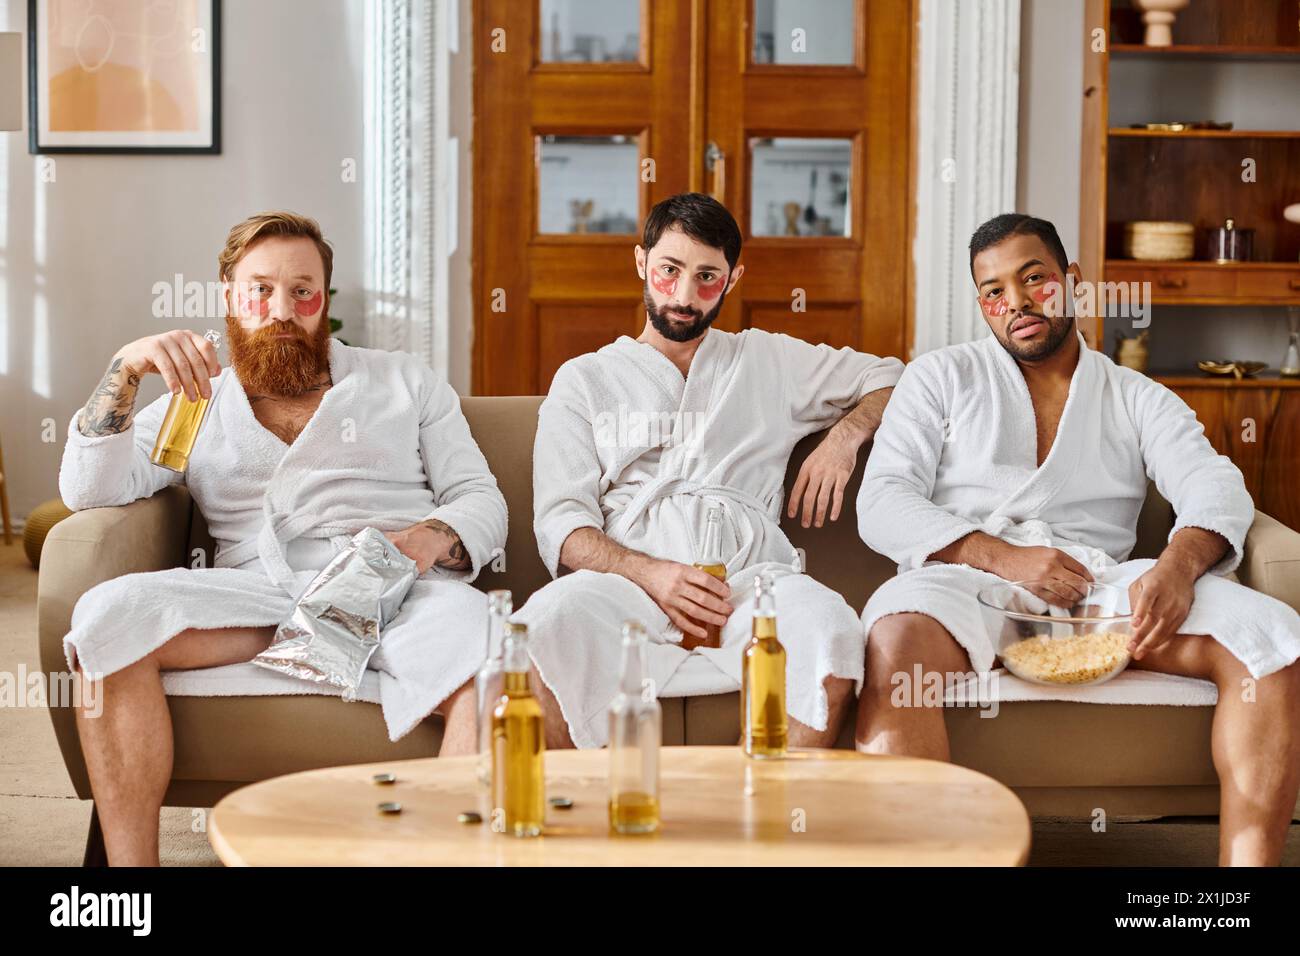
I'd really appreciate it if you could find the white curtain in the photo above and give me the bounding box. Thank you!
[364,0,453,375]
[912,0,1021,357]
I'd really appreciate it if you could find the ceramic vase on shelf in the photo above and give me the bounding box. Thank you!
[1282,308,1300,379]
[1114,331,1150,373]
[1285,204,1300,262]
[1135,0,1190,47]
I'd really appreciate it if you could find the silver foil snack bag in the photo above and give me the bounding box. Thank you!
[253,526,418,699]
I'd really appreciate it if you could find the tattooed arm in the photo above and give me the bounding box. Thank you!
[411,362,509,580]
[421,518,471,571]
[59,333,220,510]
[77,331,221,437]
[77,356,143,436]
[383,518,471,574]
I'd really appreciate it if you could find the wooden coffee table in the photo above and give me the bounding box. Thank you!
[209,746,1031,866]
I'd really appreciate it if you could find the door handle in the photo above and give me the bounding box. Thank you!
[705,141,726,203]
[1157,275,1187,289]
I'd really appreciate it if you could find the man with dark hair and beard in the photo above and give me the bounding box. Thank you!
[514,192,903,751]
[856,213,1300,866]
[58,211,506,865]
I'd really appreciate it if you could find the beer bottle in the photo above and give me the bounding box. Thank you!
[685,504,727,650]
[149,331,219,473]
[149,387,211,472]
[608,620,661,834]
[741,570,787,759]
[475,590,511,790]
[491,622,545,837]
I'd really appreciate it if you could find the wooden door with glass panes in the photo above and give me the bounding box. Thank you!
[474,0,914,394]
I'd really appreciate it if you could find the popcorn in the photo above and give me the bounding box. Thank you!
[1000,631,1131,685]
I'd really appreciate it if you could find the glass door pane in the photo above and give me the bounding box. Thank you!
[752,0,856,65]
[750,137,853,237]
[537,134,641,234]
[540,0,641,63]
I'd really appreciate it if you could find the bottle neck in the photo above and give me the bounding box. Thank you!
[503,670,531,695]
[617,621,650,697]
[699,509,723,565]
[502,629,530,674]
[618,637,647,696]
[486,592,511,661]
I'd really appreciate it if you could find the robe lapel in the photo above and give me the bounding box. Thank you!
[989,332,1100,522]
[234,339,355,591]
[611,336,685,409]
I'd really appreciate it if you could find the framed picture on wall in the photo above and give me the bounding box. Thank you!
[28,0,221,154]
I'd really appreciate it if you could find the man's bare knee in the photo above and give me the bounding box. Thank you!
[824,674,853,702]
[434,677,475,716]
[529,668,575,749]
[866,613,970,682]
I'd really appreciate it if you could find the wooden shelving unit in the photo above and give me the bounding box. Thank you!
[1080,0,1300,529]
[1153,372,1300,390]
[1104,260,1300,306]
[1108,128,1300,139]
[1110,43,1300,60]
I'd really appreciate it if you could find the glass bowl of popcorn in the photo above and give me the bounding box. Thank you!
[976,581,1133,687]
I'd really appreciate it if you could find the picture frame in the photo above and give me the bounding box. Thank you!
[28,0,221,154]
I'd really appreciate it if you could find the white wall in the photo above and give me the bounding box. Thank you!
[0,0,366,524]
[1016,0,1083,261]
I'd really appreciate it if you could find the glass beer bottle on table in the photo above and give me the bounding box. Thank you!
[491,622,545,837]
[476,590,511,792]
[608,620,661,834]
[684,504,727,650]
[741,570,787,759]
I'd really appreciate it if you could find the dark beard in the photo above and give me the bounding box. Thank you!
[995,311,1075,362]
[642,282,727,342]
[226,316,331,396]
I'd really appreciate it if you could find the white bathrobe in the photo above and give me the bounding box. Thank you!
[858,332,1300,683]
[516,329,903,748]
[58,339,508,740]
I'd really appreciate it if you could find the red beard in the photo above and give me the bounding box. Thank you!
[226,316,331,396]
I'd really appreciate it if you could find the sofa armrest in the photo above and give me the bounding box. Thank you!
[37,485,192,677]
[36,486,193,800]
[1237,510,1300,614]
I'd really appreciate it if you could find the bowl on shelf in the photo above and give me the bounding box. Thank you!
[1196,359,1268,379]
[977,581,1133,687]
[1127,122,1233,132]
[1123,220,1195,260]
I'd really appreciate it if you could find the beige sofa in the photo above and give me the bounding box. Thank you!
[38,395,1300,863]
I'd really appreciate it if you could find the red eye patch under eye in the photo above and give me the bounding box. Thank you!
[981,296,1008,317]
[239,295,270,317]
[1030,272,1060,304]
[695,274,727,299]
[294,291,323,317]
[650,268,677,296]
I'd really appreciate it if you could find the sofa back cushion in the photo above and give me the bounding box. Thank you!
[185,393,1176,610]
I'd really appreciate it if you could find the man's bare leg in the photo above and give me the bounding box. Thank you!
[1130,636,1300,866]
[75,626,275,867]
[434,679,478,756]
[855,612,973,761]
[529,667,576,749]
[777,676,855,748]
